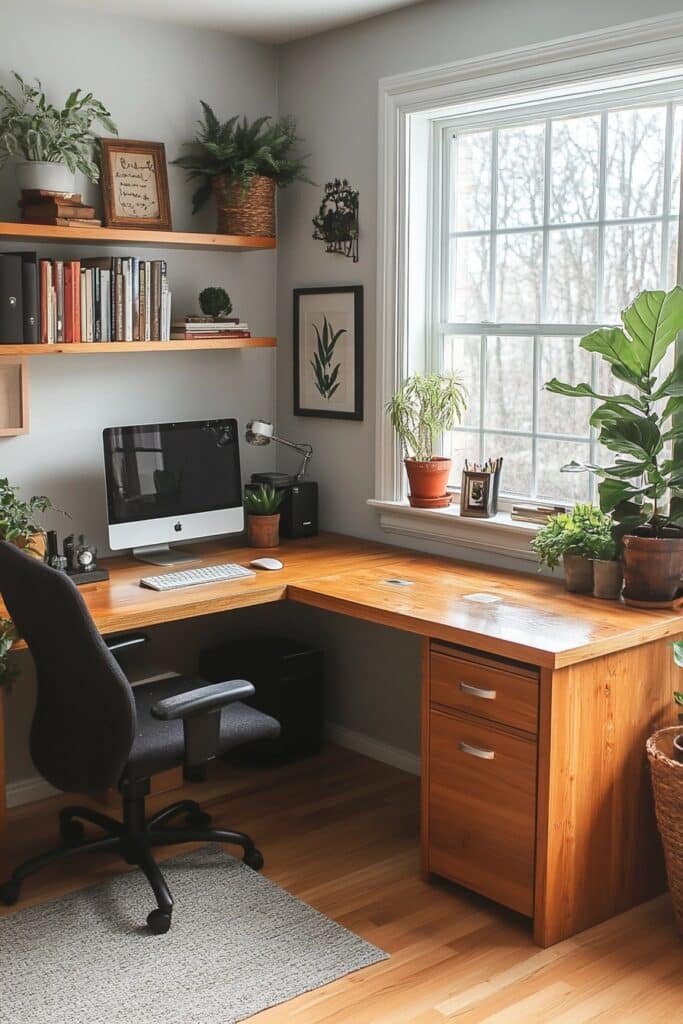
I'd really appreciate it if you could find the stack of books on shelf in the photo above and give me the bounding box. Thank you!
[19,190,101,227]
[510,503,567,525]
[170,316,251,341]
[0,252,172,344]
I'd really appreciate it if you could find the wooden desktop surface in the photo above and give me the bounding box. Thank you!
[4,532,681,668]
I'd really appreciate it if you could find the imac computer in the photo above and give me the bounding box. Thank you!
[103,418,244,566]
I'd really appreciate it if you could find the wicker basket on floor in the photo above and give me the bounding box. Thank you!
[647,726,683,935]
[212,174,276,237]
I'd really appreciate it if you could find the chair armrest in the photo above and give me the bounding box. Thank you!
[150,679,255,721]
[106,632,149,654]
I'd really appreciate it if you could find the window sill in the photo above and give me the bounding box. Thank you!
[367,499,540,562]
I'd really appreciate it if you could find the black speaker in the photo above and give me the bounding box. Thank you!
[199,635,325,764]
[248,474,318,538]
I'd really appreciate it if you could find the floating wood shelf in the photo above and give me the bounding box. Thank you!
[0,338,276,355]
[0,222,276,251]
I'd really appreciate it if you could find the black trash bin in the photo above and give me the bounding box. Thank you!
[199,635,324,764]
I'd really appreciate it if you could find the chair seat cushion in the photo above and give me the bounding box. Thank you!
[123,675,281,780]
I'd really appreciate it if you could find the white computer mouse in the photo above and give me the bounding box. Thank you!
[250,557,284,571]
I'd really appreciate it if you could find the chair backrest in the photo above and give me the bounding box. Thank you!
[0,540,136,793]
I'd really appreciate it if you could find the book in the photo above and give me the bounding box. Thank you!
[170,331,251,340]
[40,260,51,343]
[24,216,103,228]
[15,252,40,343]
[54,260,64,342]
[20,202,96,220]
[150,261,161,340]
[20,190,82,203]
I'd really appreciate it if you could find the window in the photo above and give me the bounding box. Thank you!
[433,91,683,505]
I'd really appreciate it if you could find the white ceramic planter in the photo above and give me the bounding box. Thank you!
[15,160,76,195]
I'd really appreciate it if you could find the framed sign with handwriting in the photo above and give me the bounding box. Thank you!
[100,139,172,230]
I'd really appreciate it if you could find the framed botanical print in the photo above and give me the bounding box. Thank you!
[100,139,172,230]
[293,285,363,420]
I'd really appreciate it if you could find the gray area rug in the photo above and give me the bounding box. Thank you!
[0,847,388,1024]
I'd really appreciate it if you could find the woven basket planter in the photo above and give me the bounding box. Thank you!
[647,726,683,935]
[212,174,276,237]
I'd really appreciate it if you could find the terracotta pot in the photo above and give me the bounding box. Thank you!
[622,535,683,604]
[247,513,280,549]
[14,531,46,560]
[562,553,593,593]
[212,174,276,237]
[592,559,623,601]
[405,457,451,504]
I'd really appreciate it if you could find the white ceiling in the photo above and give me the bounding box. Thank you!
[48,0,424,43]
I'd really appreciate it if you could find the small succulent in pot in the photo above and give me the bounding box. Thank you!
[244,484,284,548]
[198,286,232,321]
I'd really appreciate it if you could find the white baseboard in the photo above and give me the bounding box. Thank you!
[7,776,59,809]
[326,722,421,776]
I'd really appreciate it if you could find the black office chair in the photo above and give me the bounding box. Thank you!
[0,540,280,934]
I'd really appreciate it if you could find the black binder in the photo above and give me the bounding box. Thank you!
[0,253,24,344]
[16,252,40,343]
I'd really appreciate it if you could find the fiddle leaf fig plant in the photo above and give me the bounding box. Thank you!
[0,72,117,180]
[545,286,683,537]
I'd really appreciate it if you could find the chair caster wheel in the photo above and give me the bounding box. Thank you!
[0,880,20,906]
[243,848,264,871]
[186,810,212,829]
[147,908,172,935]
[60,819,85,846]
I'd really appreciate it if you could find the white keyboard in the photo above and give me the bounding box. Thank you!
[140,563,256,591]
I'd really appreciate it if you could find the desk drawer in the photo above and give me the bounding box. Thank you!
[430,648,538,735]
[428,708,536,916]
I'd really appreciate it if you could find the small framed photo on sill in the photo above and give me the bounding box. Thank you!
[293,285,363,420]
[100,139,172,230]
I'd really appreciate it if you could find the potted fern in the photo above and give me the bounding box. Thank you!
[531,504,616,593]
[0,72,117,195]
[386,372,467,507]
[173,104,310,237]
[244,484,284,548]
[545,286,683,605]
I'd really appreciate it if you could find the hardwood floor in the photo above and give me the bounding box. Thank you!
[2,746,682,1022]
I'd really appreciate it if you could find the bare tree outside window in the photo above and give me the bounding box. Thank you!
[439,98,682,504]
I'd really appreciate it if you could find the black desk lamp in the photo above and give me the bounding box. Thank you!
[244,420,318,538]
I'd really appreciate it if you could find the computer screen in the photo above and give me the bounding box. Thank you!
[103,419,244,558]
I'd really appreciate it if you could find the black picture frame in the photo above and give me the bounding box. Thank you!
[293,285,363,420]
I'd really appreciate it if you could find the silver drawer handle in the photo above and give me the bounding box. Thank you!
[459,740,495,760]
[459,681,497,700]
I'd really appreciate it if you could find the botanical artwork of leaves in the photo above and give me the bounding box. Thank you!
[310,315,346,400]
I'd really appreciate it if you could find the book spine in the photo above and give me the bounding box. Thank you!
[72,260,81,342]
[55,259,63,342]
[64,264,72,343]
[101,270,110,342]
[132,258,140,341]
[93,266,101,342]
[139,262,146,343]
[150,261,161,340]
[86,269,93,342]
[145,261,151,340]
[80,269,86,342]
[22,256,40,344]
[110,258,118,340]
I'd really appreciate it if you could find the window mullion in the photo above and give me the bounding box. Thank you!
[661,101,674,286]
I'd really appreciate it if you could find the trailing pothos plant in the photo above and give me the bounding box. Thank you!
[545,286,683,537]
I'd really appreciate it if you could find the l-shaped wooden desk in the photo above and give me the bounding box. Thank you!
[1,532,681,947]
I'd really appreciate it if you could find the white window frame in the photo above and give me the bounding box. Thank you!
[372,12,683,559]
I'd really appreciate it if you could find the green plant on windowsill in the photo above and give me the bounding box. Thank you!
[531,504,616,570]
[243,485,284,517]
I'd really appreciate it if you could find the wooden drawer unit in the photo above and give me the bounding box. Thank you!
[427,707,537,916]
[430,644,539,735]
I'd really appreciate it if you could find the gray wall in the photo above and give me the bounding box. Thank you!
[273,0,683,753]
[1,3,280,787]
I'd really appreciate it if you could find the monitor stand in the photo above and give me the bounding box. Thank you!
[133,545,200,567]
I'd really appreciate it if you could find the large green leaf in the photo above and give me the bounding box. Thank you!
[599,417,662,459]
[580,326,643,379]
[621,286,683,375]
[544,379,643,410]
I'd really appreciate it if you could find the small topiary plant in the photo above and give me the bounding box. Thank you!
[199,286,232,320]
